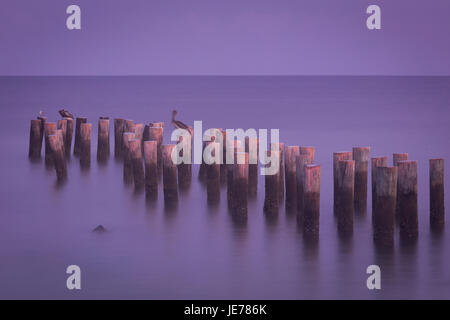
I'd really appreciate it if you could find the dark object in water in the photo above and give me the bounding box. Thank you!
[93,225,106,233]
[59,109,74,119]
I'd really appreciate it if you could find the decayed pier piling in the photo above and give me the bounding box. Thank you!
[97,118,110,162]
[64,117,74,156]
[206,142,221,204]
[336,160,355,235]
[29,120,43,159]
[397,160,418,241]
[333,152,353,214]
[246,137,259,197]
[143,141,158,199]
[371,156,389,214]
[48,134,67,182]
[296,147,315,216]
[74,117,87,156]
[353,147,370,214]
[56,129,66,156]
[285,146,300,211]
[303,164,321,240]
[227,140,243,208]
[44,122,57,167]
[232,152,249,216]
[393,153,408,166]
[114,118,125,158]
[79,123,92,168]
[129,139,145,192]
[430,159,445,229]
[263,150,280,215]
[145,126,164,175]
[162,144,178,205]
[123,132,136,184]
[177,134,192,190]
[57,119,67,156]
[373,166,398,247]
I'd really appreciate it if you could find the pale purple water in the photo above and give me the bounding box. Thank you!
[0,76,449,299]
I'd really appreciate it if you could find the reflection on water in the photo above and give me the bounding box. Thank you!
[0,76,449,299]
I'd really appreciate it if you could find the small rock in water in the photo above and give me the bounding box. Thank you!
[93,225,106,233]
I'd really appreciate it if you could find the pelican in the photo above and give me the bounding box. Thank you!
[39,110,45,117]
[59,109,74,119]
[172,110,193,136]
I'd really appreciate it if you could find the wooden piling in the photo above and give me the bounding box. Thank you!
[64,117,74,156]
[177,134,192,190]
[272,143,285,201]
[56,129,66,157]
[333,152,353,214]
[134,123,144,151]
[97,118,110,162]
[303,164,321,239]
[206,142,221,204]
[227,140,243,208]
[353,147,370,214]
[57,119,67,156]
[393,153,408,166]
[143,141,158,199]
[285,146,300,210]
[336,160,355,235]
[296,149,315,215]
[129,139,145,191]
[373,166,397,247]
[397,160,418,241]
[146,126,164,175]
[74,117,87,156]
[123,132,136,184]
[48,134,67,182]
[79,123,92,168]
[37,116,46,152]
[246,137,259,197]
[371,156,389,214]
[220,129,227,184]
[263,150,280,215]
[114,118,125,158]
[44,122,57,167]
[232,152,249,216]
[430,159,445,228]
[29,120,42,159]
[124,119,135,133]
[162,144,178,204]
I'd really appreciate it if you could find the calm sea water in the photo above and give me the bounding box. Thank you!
[0,76,449,299]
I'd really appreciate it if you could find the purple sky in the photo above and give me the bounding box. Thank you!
[1,0,449,75]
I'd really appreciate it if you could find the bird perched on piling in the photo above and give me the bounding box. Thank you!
[172,110,193,136]
[59,109,74,119]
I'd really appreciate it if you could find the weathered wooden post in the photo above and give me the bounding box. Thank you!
[146,126,164,175]
[79,123,92,169]
[373,166,397,247]
[177,134,192,190]
[246,137,259,197]
[124,119,135,133]
[274,143,285,201]
[74,117,87,156]
[430,159,445,229]
[48,134,67,182]
[264,150,280,215]
[57,119,67,156]
[352,147,370,214]
[44,122,57,167]
[333,152,353,214]
[220,129,227,184]
[134,123,144,153]
[114,118,125,158]
[227,140,243,208]
[206,142,221,204]
[122,132,135,184]
[97,118,110,162]
[336,160,355,235]
[296,147,315,215]
[285,146,300,210]
[129,139,145,192]
[303,164,321,240]
[393,153,408,166]
[371,156,389,214]
[29,120,42,159]
[64,117,74,156]
[56,129,66,157]
[37,116,46,151]
[233,152,249,216]
[143,141,158,199]
[198,141,208,182]
[162,144,178,205]
[397,160,418,241]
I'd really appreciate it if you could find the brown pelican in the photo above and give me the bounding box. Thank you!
[59,109,74,119]
[172,110,193,136]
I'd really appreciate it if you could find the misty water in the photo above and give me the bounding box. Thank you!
[0,76,449,299]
